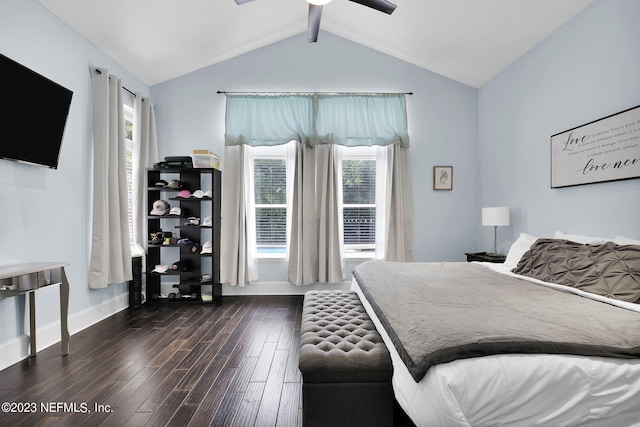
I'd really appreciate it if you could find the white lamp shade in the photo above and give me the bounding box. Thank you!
[482,207,510,226]
[307,0,332,5]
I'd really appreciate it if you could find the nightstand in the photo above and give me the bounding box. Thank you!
[465,252,506,263]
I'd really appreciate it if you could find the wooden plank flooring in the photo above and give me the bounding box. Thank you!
[0,296,303,426]
[0,295,415,427]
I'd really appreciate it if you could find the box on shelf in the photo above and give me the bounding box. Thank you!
[192,150,221,169]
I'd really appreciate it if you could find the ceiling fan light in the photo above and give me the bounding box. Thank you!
[307,0,332,5]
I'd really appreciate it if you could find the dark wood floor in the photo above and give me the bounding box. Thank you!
[0,295,415,427]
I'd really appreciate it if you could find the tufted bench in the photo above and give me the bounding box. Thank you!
[299,290,393,427]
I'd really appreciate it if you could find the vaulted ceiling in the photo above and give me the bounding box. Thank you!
[38,0,592,88]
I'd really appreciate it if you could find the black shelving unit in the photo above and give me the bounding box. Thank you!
[146,167,221,304]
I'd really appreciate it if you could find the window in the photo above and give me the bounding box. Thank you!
[250,144,382,260]
[341,146,377,258]
[124,105,135,247]
[253,144,291,257]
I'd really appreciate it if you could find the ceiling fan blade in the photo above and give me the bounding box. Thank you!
[234,0,254,4]
[308,4,323,43]
[348,0,397,14]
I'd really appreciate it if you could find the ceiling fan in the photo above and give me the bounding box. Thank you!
[233,0,398,43]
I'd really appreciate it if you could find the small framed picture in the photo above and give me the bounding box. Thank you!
[433,166,453,190]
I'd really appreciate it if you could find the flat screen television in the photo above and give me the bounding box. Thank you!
[0,53,73,169]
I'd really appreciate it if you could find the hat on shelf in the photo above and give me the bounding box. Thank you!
[169,207,182,216]
[200,240,212,254]
[186,217,200,226]
[154,179,168,187]
[150,200,170,216]
[151,264,169,274]
[200,274,212,283]
[176,189,192,198]
[201,216,212,227]
[203,190,212,198]
[191,189,205,199]
[165,180,182,189]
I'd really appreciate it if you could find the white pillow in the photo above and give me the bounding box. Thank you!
[504,233,539,269]
[614,235,640,245]
[553,230,611,244]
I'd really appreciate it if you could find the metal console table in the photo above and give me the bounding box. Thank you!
[0,262,70,357]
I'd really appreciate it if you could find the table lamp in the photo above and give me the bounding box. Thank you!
[482,207,510,255]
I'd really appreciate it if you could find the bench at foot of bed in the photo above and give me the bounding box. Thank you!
[299,290,393,427]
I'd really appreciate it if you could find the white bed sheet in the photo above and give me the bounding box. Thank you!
[351,262,640,427]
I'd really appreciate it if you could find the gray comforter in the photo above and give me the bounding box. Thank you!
[352,261,640,383]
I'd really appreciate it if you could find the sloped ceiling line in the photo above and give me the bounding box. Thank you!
[36,0,592,88]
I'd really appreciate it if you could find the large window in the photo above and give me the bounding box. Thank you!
[250,144,380,259]
[124,104,135,247]
[342,147,377,257]
[222,94,411,285]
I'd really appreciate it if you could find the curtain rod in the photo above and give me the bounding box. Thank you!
[96,69,136,97]
[216,90,413,95]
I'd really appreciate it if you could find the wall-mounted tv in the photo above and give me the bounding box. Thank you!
[0,53,73,169]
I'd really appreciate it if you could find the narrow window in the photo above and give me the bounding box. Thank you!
[342,147,377,257]
[124,105,135,247]
[254,152,287,255]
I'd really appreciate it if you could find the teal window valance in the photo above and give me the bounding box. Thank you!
[224,93,409,148]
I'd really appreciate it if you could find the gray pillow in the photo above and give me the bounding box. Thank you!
[512,239,640,303]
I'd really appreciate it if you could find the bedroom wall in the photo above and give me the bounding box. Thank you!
[478,0,640,252]
[0,0,150,370]
[150,31,479,295]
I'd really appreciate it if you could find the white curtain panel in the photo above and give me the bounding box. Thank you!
[220,144,258,286]
[287,143,345,285]
[386,144,414,261]
[88,67,132,289]
[375,145,392,260]
[288,142,318,285]
[132,95,159,250]
[316,144,345,283]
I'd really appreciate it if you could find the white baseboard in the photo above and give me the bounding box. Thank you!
[0,293,129,372]
[221,281,352,295]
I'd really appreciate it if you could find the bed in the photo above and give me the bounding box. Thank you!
[351,233,640,427]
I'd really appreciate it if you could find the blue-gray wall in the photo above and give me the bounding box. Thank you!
[0,0,149,365]
[478,0,640,252]
[151,31,480,294]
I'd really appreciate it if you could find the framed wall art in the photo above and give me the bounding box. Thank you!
[433,166,453,190]
[551,105,640,188]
